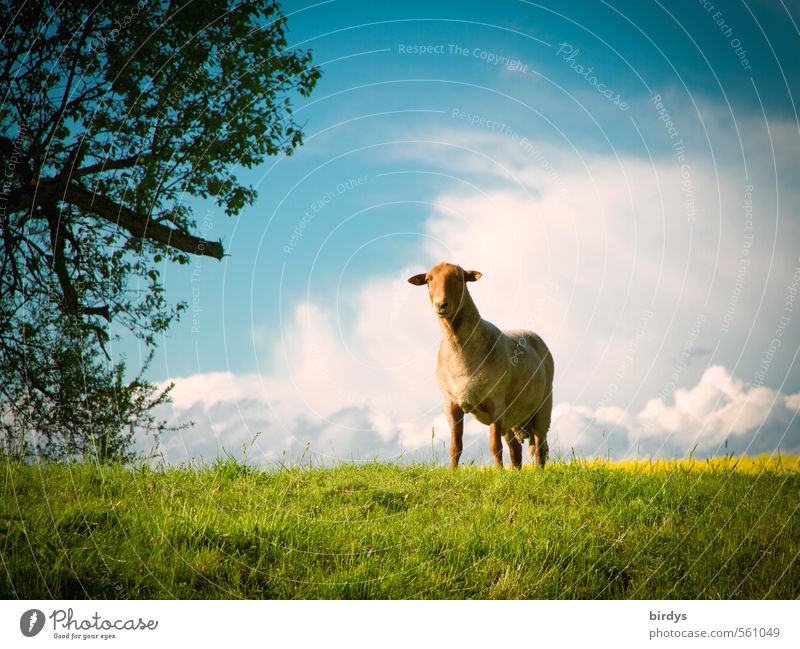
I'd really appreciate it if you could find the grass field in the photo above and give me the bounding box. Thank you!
[2,456,799,599]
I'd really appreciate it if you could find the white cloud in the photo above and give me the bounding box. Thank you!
[553,365,800,458]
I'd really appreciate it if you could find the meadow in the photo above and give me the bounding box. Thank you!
[2,455,799,599]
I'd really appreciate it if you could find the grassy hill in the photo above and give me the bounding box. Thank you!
[2,456,799,599]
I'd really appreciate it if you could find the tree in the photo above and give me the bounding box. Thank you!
[0,0,320,460]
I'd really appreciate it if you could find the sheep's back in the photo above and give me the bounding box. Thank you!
[502,329,554,384]
[498,328,553,427]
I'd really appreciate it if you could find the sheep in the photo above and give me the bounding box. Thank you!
[408,262,554,470]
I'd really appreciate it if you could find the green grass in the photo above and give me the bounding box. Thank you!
[2,458,799,599]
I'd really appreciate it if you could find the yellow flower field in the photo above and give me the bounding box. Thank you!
[576,454,800,475]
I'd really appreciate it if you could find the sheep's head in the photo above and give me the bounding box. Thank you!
[407,262,482,319]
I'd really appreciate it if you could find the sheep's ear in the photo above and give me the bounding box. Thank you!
[408,273,428,286]
[464,270,482,282]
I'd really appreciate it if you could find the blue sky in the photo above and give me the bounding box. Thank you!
[123,0,800,465]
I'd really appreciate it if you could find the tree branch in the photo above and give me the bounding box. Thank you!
[7,182,225,260]
[71,154,144,178]
[0,210,22,297]
[43,203,80,314]
[66,183,224,259]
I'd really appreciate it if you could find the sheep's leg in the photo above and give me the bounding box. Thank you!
[529,393,552,468]
[532,432,548,468]
[446,401,464,470]
[489,418,504,469]
[506,436,523,469]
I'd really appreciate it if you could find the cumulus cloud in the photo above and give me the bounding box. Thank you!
[553,365,800,459]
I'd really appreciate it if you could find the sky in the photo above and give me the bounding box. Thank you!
[124,0,800,466]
